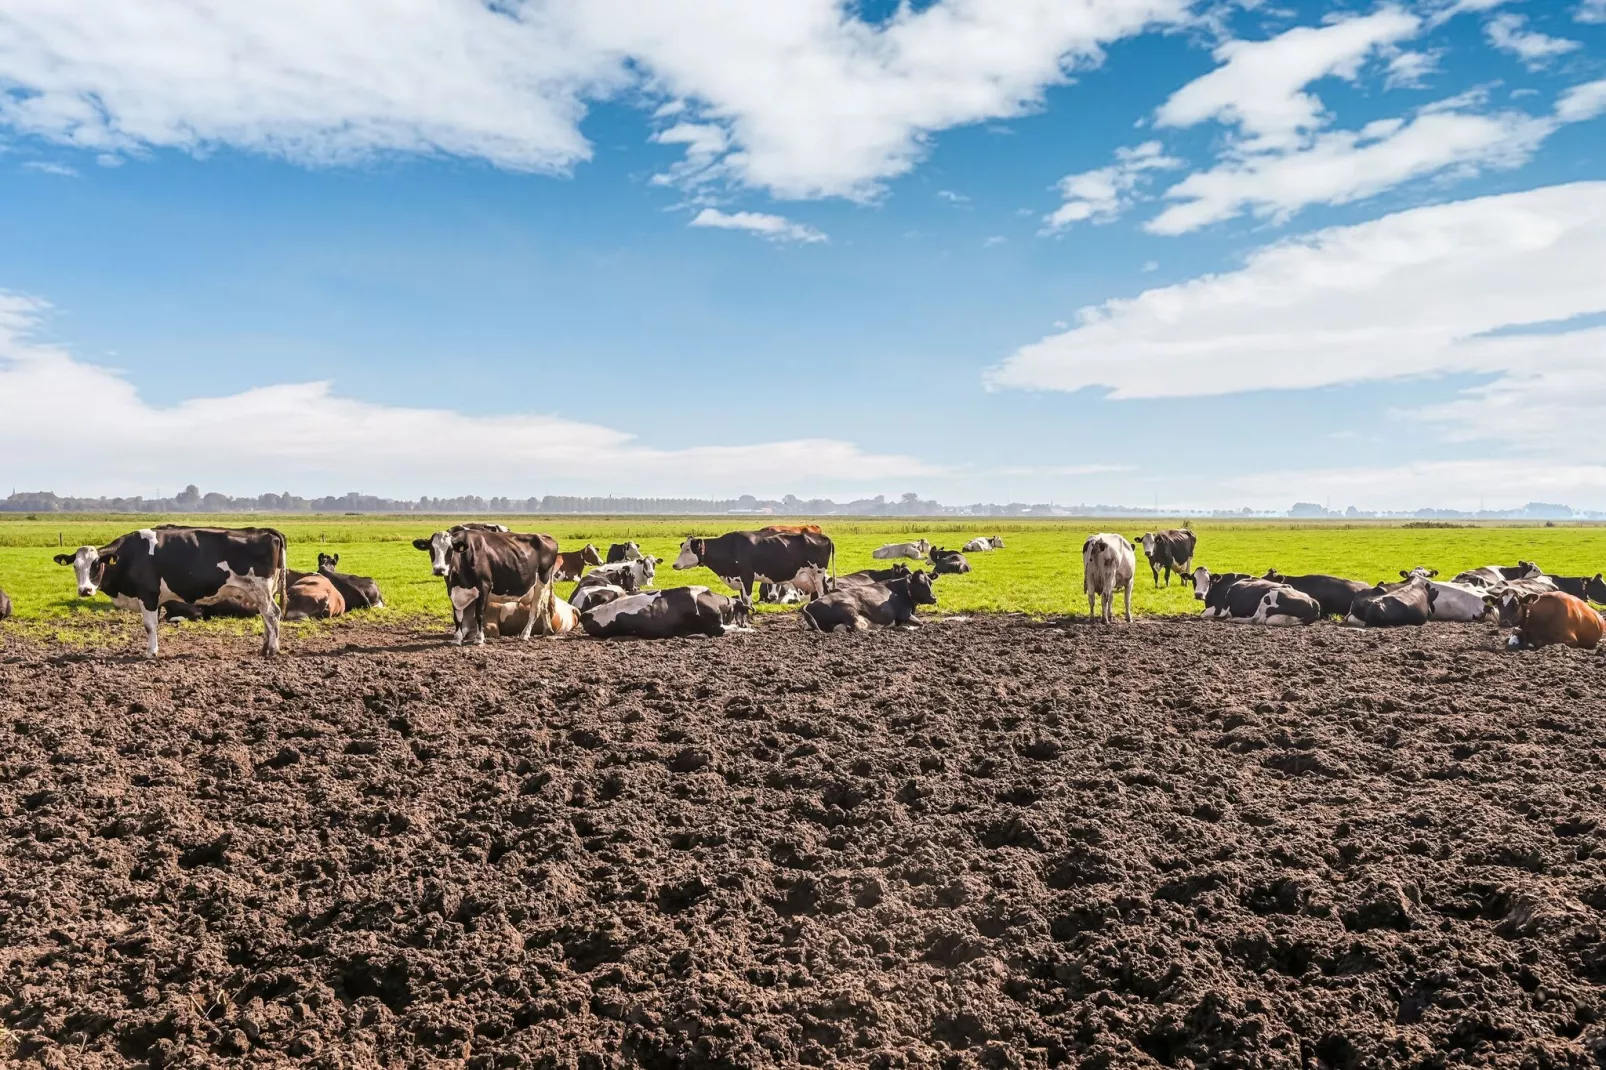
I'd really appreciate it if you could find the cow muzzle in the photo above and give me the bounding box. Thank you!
[432,565,448,577]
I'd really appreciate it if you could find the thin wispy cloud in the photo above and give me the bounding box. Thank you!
[688,208,826,244]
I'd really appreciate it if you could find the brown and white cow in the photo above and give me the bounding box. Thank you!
[554,544,603,582]
[1489,590,1604,650]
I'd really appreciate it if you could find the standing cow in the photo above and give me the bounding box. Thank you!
[1135,529,1196,588]
[442,528,560,645]
[1083,533,1135,624]
[673,529,834,603]
[54,525,287,657]
[554,544,603,581]
[412,523,510,629]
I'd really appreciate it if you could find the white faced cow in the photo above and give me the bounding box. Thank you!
[442,528,560,646]
[55,525,287,658]
[1083,533,1135,624]
[872,539,930,561]
[1136,529,1197,588]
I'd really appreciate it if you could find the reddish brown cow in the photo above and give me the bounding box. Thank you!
[284,573,346,620]
[1496,590,1604,650]
[554,544,603,581]
[761,524,823,534]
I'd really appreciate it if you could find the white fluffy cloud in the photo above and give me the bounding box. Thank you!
[990,180,1606,422]
[0,0,1188,200]
[689,208,826,243]
[1485,13,1582,68]
[1579,0,1606,24]
[1042,141,1180,232]
[0,293,932,496]
[1155,9,1421,151]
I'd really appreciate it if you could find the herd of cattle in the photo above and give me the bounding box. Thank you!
[5,522,1602,657]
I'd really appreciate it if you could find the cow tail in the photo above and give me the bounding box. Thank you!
[276,533,289,615]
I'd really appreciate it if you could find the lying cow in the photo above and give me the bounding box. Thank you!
[581,586,749,639]
[284,572,345,621]
[833,564,911,589]
[1395,567,1494,622]
[482,593,581,638]
[1346,575,1436,627]
[56,525,287,657]
[1083,533,1135,624]
[1264,569,1371,618]
[1549,572,1606,604]
[1192,570,1319,626]
[579,557,657,591]
[1489,590,1604,650]
[316,553,384,610]
[569,582,630,614]
[802,570,938,632]
[872,539,930,561]
[674,529,833,603]
[961,536,1005,553]
[929,547,971,576]
[554,544,603,582]
[758,564,830,604]
[606,542,642,563]
[1136,529,1197,588]
[1453,561,1542,587]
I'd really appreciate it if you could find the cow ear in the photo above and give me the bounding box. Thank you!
[1522,592,1541,604]
[53,553,74,566]
[330,554,340,566]
[102,554,117,567]
[411,538,431,551]
[1399,570,1410,579]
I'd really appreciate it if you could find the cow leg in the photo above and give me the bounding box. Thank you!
[240,575,280,656]
[1151,563,1159,588]
[471,587,490,646]
[1123,580,1133,623]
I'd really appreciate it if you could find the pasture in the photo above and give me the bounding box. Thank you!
[2,514,1604,633]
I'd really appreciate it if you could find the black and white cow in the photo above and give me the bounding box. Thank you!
[1190,569,1319,626]
[1452,561,1542,587]
[832,564,912,590]
[928,547,971,575]
[315,553,384,610]
[801,571,938,632]
[1394,568,1492,622]
[1135,529,1197,588]
[606,542,642,563]
[569,582,631,614]
[1262,569,1372,618]
[672,529,834,602]
[580,586,749,639]
[442,528,560,646]
[412,523,510,628]
[54,525,287,657]
[1548,572,1606,604]
[1346,575,1436,627]
[1083,533,1136,624]
[758,564,830,604]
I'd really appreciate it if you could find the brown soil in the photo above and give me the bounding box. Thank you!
[2,616,1605,1068]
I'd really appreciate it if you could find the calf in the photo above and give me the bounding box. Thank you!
[1264,569,1371,618]
[606,542,642,563]
[581,586,749,639]
[673,529,834,602]
[1136,529,1197,588]
[1490,590,1604,650]
[928,547,971,575]
[284,573,345,620]
[802,571,938,632]
[447,528,560,645]
[833,564,912,589]
[1453,561,1542,587]
[554,544,603,582]
[1083,533,1135,624]
[1347,575,1436,627]
[872,539,930,561]
[1548,572,1606,604]
[55,526,287,658]
[315,553,384,610]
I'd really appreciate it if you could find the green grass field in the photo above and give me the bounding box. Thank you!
[2,515,1604,637]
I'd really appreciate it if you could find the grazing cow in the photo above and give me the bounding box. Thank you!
[54,526,287,657]
[833,564,912,590]
[928,547,971,575]
[1083,533,1136,624]
[1193,571,1319,626]
[570,582,630,614]
[581,586,749,639]
[758,564,831,604]
[483,593,581,638]
[606,542,642,563]
[554,544,603,582]
[1264,569,1372,618]
[1136,530,1197,588]
[1489,590,1604,650]
[315,553,384,610]
[445,528,560,645]
[1347,575,1436,628]
[284,573,345,620]
[802,571,938,632]
[872,539,930,561]
[0,587,10,620]
[1453,561,1542,587]
[1548,573,1606,604]
[673,529,834,602]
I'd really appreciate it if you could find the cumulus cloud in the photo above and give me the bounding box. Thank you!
[1485,13,1582,68]
[989,181,1606,441]
[688,208,826,244]
[0,293,932,496]
[0,0,1188,201]
[1041,141,1181,232]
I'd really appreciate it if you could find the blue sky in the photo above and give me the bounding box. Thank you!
[1,0,1604,510]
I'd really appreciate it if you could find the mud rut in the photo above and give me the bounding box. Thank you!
[3,617,1606,1069]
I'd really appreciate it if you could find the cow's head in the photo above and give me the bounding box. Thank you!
[1139,532,1156,557]
[1400,566,1438,580]
[633,556,660,588]
[54,545,112,598]
[1187,567,1212,600]
[909,569,939,606]
[1515,560,1542,580]
[580,544,603,567]
[673,538,705,570]
[989,536,1005,549]
[412,531,455,576]
[1484,590,1533,628]
[721,593,752,630]
[318,552,339,570]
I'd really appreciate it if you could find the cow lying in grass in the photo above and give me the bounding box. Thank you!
[1488,590,1604,650]
[872,539,930,561]
[802,570,937,632]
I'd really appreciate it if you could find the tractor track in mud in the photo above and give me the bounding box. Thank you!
[2,615,1605,1068]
